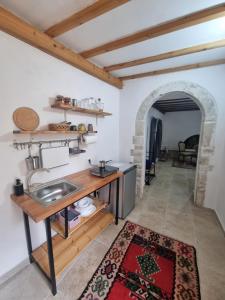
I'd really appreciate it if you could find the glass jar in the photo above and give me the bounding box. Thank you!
[97,98,104,111]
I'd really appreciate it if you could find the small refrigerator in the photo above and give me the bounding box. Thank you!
[98,163,137,219]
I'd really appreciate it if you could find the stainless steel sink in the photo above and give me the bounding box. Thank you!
[26,179,81,206]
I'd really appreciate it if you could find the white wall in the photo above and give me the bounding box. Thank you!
[119,65,225,229]
[216,142,225,231]
[162,111,201,150]
[0,32,120,278]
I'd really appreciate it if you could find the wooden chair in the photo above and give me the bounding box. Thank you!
[178,141,195,162]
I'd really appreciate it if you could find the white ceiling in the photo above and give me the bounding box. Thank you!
[0,0,96,29]
[0,0,225,78]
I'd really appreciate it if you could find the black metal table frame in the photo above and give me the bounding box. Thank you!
[23,178,120,296]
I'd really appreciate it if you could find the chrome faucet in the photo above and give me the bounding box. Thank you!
[26,168,50,192]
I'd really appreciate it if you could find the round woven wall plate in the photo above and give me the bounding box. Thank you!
[13,107,40,131]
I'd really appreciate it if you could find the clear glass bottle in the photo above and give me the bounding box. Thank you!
[97,98,104,111]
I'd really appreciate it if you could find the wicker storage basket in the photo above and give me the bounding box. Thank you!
[48,123,70,131]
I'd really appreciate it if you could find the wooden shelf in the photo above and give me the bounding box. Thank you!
[51,103,112,117]
[32,211,114,278]
[51,198,107,238]
[13,130,97,135]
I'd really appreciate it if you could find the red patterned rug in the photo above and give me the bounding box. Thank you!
[79,221,201,300]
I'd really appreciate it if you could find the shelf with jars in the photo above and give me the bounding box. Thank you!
[51,96,112,117]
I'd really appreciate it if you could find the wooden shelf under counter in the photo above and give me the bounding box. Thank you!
[51,198,107,238]
[32,211,114,279]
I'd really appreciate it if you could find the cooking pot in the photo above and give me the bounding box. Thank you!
[99,160,112,169]
[88,159,112,169]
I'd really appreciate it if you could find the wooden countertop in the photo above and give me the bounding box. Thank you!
[11,169,123,223]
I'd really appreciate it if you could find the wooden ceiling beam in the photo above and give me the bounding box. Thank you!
[154,98,193,103]
[154,106,199,110]
[164,108,200,112]
[119,59,225,81]
[45,0,129,38]
[0,6,122,89]
[105,39,225,72]
[80,3,225,58]
[155,100,196,105]
[155,103,197,107]
[156,108,199,112]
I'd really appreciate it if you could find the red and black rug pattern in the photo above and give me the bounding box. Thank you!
[79,221,201,300]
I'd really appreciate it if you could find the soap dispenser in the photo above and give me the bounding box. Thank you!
[14,178,24,196]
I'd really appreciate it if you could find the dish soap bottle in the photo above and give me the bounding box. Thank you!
[14,178,24,196]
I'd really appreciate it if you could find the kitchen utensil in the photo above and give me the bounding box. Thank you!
[64,97,71,105]
[90,165,118,177]
[26,155,40,171]
[88,159,118,177]
[69,147,86,155]
[70,125,77,131]
[87,124,93,132]
[99,160,112,169]
[96,98,104,111]
[13,107,39,131]
[25,144,40,171]
[72,99,78,106]
[56,95,64,103]
[69,136,85,154]
[78,123,86,132]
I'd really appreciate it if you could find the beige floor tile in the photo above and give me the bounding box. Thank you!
[136,197,167,214]
[162,211,196,245]
[167,196,193,213]
[165,210,194,229]
[200,266,225,300]
[95,219,125,247]
[135,211,166,233]
[45,240,108,300]
[197,240,225,274]
[0,264,51,300]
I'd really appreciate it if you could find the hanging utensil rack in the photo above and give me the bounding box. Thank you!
[13,137,80,150]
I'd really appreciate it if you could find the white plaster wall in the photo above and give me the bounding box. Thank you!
[119,65,225,229]
[0,32,120,277]
[216,142,225,230]
[162,111,201,150]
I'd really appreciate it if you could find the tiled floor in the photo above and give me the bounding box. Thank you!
[1,161,225,299]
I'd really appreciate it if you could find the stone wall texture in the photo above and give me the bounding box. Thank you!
[132,81,217,206]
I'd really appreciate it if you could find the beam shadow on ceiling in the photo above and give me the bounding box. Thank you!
[153,97,200,113]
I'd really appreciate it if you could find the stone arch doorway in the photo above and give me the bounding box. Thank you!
[132,81,217,207]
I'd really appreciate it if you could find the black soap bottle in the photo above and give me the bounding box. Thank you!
[14,178,24,196]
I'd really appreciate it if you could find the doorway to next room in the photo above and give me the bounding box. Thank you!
[145,91,201,201]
